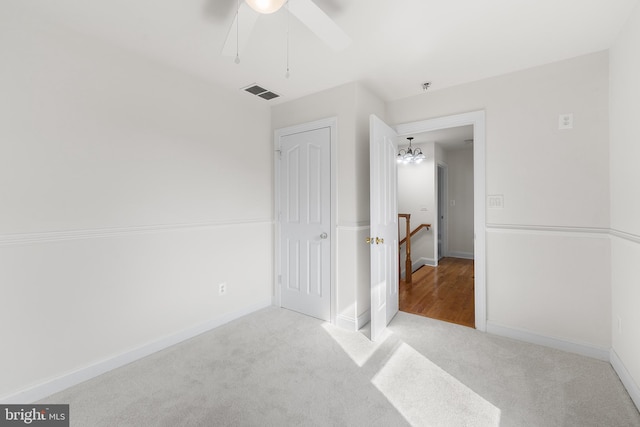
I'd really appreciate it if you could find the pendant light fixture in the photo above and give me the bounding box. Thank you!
[397,137,426,164]
[245,0,287,14]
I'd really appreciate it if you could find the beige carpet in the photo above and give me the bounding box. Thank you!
[41,307,640,426]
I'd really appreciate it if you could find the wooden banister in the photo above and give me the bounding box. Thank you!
[398,214,431,285]
[399,223,431,246]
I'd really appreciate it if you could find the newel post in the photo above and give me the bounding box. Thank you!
[398,214,412,285]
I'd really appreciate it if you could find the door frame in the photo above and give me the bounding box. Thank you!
[436,162,449,261]
[395,111,486,331]
[273,117,338,323]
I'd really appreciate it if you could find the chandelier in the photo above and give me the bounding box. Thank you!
[397,137,426,164]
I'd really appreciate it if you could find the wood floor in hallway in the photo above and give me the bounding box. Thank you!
[399,257,475,328]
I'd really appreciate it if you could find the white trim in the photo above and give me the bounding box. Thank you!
[486,322,609,361]
[336,224,370,232]
[610,229,640,244]
[488,224,639,244]
[336,310,370,331]
[357,309,371,330]
[395,110,487,332]
[400,257,436,277]
[610,349,640,410]
[0,299,272,404]
[420,257,437,267]
[436,162,449,263]
[274,117,338,324]
[0,219,272,246]
[336,314,356,331]
[487,223,610,238]
[448,251,474,259]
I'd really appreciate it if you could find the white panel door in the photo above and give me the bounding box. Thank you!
[279,127,331,321]
[369,115,399,341]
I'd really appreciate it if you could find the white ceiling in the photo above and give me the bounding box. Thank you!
[402,126,474,152]
[6,0,638,104]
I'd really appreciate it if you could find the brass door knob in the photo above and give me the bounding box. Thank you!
[366,237,373,244]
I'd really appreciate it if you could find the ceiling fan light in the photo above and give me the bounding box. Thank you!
[245,0,287,14]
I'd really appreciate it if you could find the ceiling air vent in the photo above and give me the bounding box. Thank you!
[242,84,280,101]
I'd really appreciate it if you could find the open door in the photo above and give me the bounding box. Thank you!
[369,115,399,341]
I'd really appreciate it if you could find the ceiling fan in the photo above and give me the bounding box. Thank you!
[222,0,351,58]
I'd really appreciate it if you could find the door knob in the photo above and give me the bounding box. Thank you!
[366,237,373,244]
[320,232,328,239]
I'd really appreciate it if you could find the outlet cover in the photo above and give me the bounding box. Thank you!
[559,113,573,130]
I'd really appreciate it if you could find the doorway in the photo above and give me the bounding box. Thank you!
[437,163,447,260]
[397,127,475,328]
[370,111,486,338]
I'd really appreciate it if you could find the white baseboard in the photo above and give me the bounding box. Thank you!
[336,314,356,331]
[357,310,370,329]
[336,310,371,331]
[418,257,437,267]
[400,258,437,276]
[0,299,272,404]
[486,322,609,361]
[610,349,640,411]
[447,251,474,259]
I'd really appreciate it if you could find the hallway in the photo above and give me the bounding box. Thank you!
[399,257,475,328]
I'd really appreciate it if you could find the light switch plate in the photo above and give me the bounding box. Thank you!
[488,195,504,209]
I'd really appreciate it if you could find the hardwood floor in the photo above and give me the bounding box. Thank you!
[399,257,475,328]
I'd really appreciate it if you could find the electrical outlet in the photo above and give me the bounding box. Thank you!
[558,113,573,130]
[219,283,227,296]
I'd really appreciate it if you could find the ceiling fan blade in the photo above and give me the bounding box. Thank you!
[288,0,351,51]
[222,2,260,56]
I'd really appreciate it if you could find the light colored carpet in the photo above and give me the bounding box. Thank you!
[41,307,640,426]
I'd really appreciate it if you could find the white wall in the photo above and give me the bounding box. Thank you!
[398,142,436,269]
[397,142,474,269]
[0,11,272,400]
[446,146,474,257]
[387,51,611,352]
[610,1,640,406]
[271,83,385,329]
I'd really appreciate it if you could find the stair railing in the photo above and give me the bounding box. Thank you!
[398,213,431,285]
